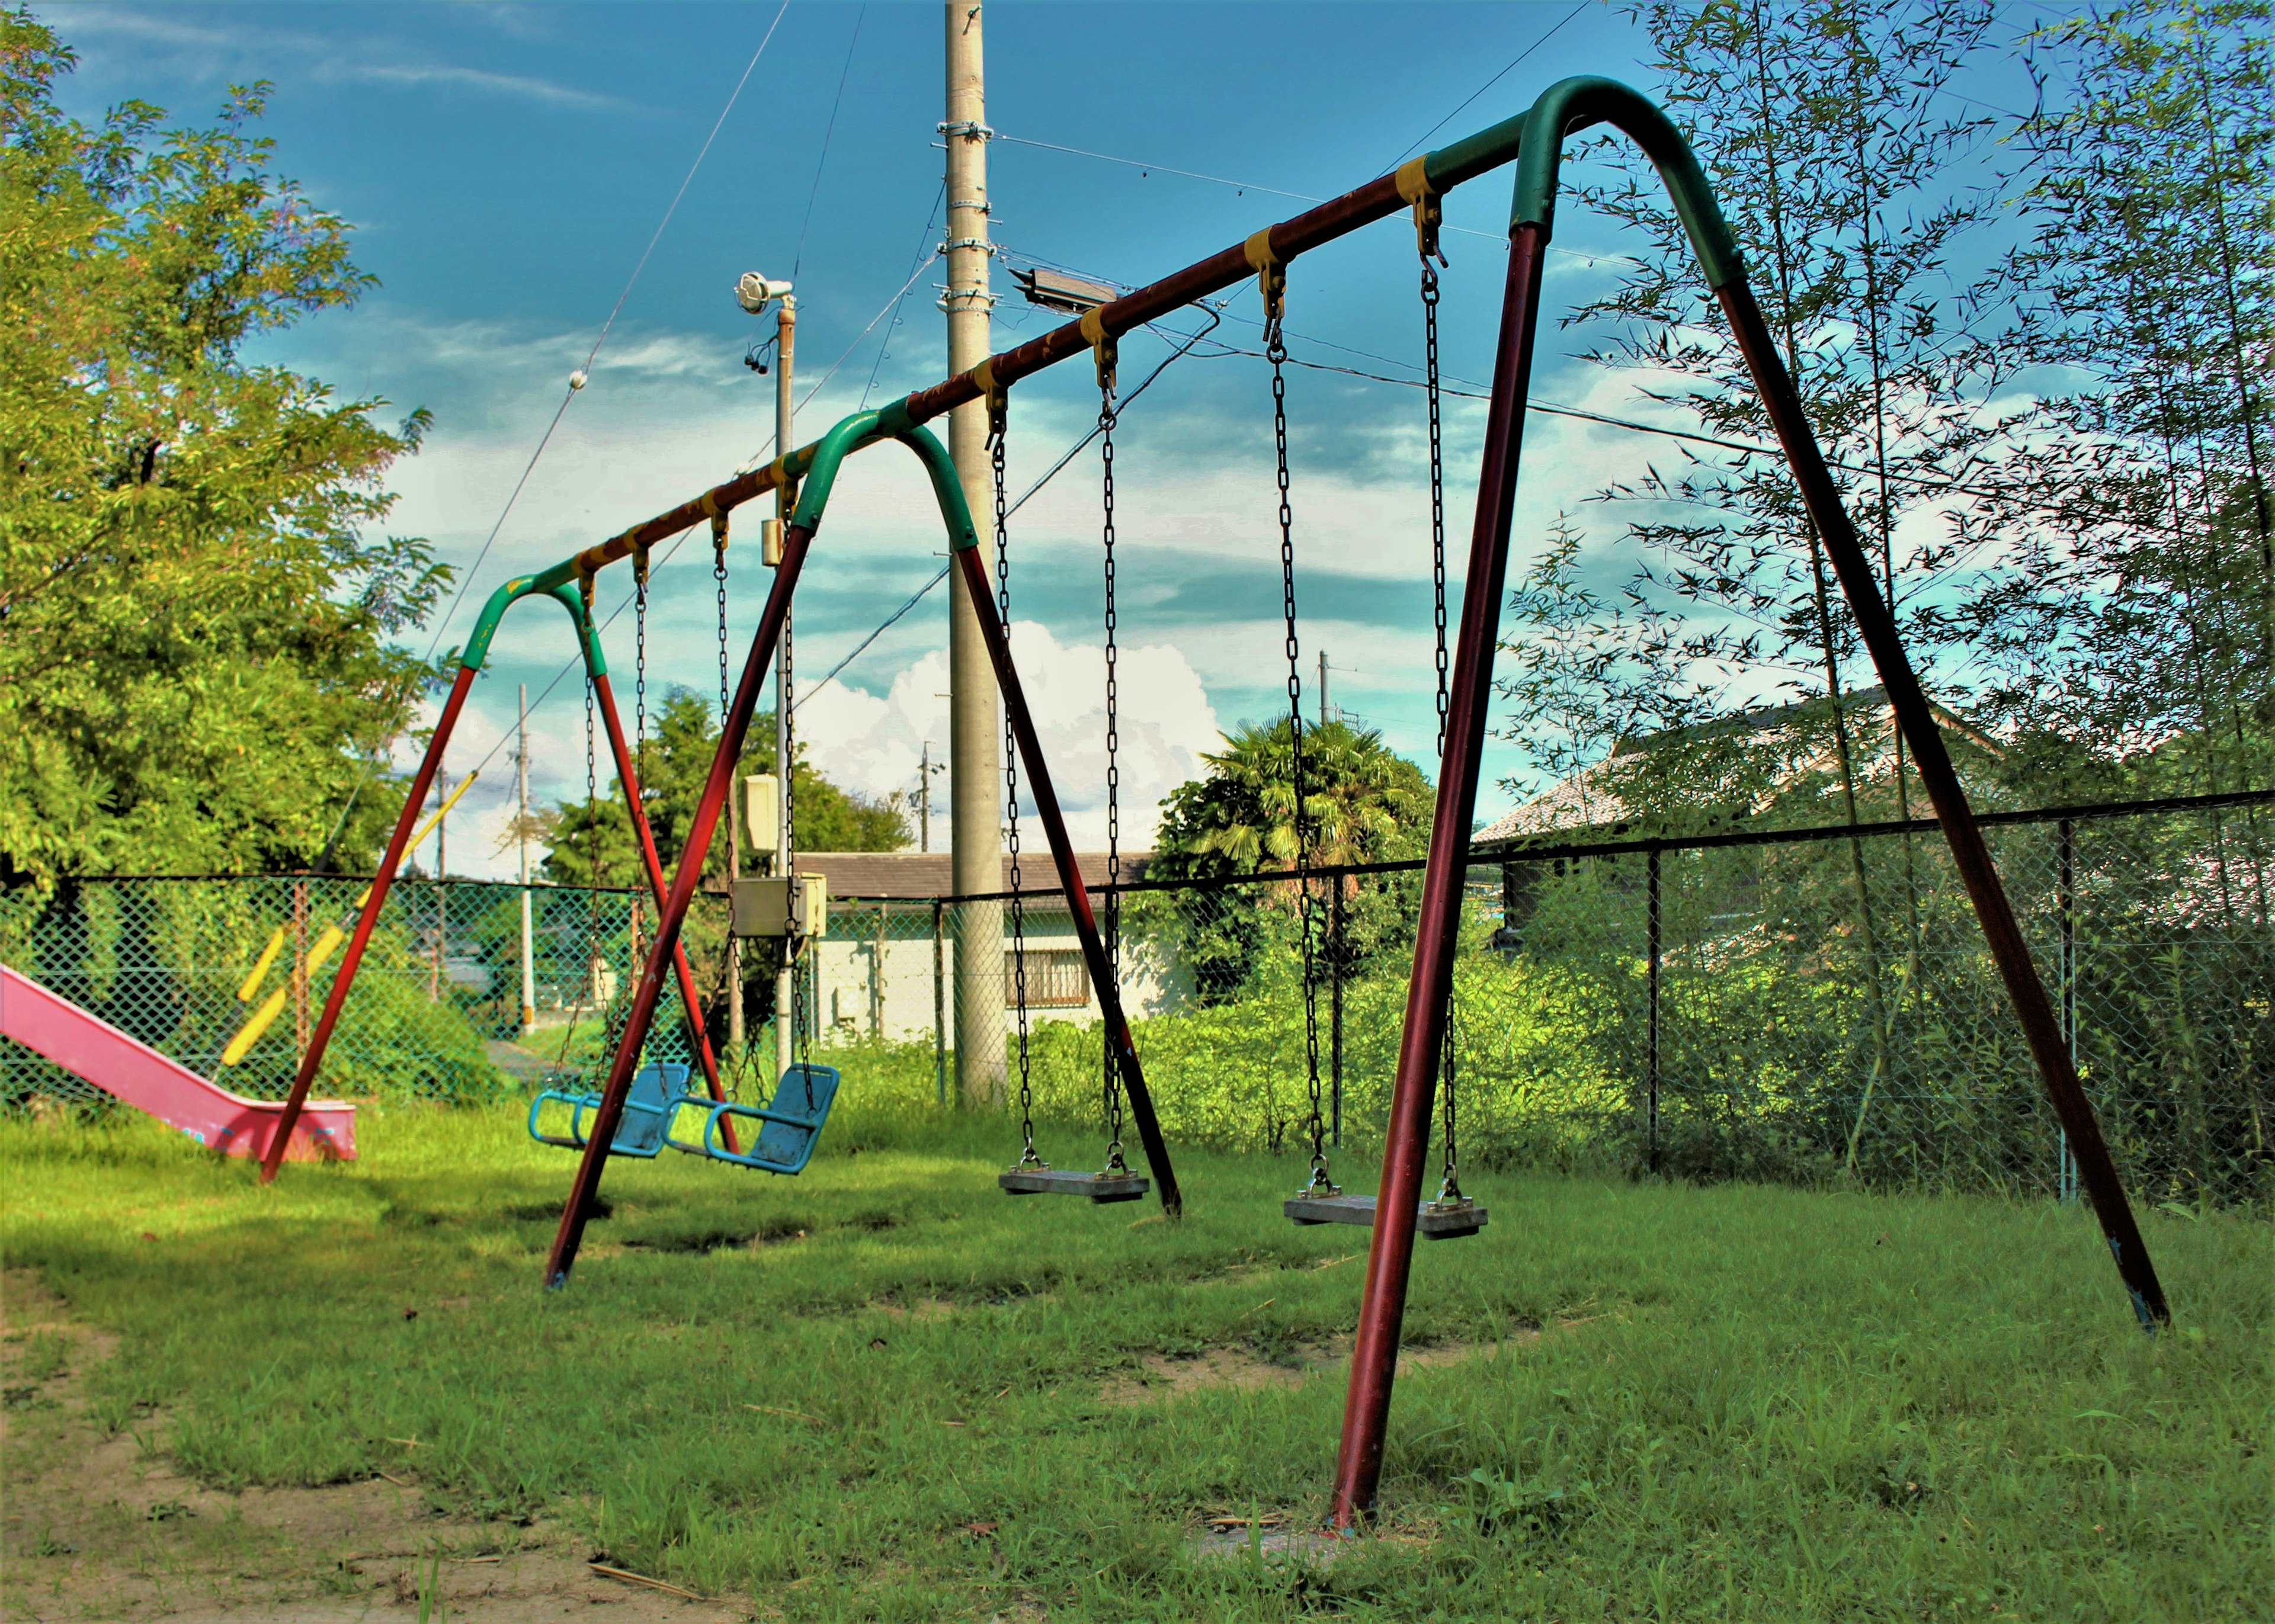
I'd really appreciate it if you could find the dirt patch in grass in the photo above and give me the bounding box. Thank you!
[1100,1334,1524,1405]
[0,1270,735,1622]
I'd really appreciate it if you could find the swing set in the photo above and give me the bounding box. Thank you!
[260,76,2170,1531]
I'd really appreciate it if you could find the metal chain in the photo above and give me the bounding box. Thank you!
[1270,304,1330,1196]
[1422,241,1463,1203]
[784,606,812,1106]
[1423,243,1462,1204]
[715,538,731,724]
[576,673,604,1073]
[634,551,649,755]
[993,397,1039,1167]
[1099,373,1128,1176]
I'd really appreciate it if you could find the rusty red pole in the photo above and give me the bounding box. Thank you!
[1713,283,2167,1327]
[259,664,479,1182]
[589,671,737,1151]
[545,524,810,1287]
[1331,223,1550,1529]
[953,546,1183,1218]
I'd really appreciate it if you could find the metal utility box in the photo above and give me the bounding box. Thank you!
[730,873,827,939]
[743,775,780,855]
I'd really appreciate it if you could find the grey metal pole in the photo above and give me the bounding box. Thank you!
[933,897,947,1105]
[775,296,797,1090]
[2059,817,2078,1203]
[1646,845,1661,1173]
[518,683,536,1034]
[945,0,1004,1108]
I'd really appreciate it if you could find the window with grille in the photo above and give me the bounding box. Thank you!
[1006,949,1090,1008]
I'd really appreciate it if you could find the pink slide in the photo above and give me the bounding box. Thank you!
[1,964,355,1162]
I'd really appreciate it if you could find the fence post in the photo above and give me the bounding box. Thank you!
[291,878,310,1063]
[1646,846,1661,1174]
[2058,819,2078,1203]
[1331,876,1345,1150]
[933,898,947,1106]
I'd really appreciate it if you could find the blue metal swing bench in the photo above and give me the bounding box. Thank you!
[528,1061,840,1175]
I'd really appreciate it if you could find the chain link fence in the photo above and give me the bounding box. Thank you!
[0,874,696,1108]
[818,794,2272,1209]
[5,795,2268,1209]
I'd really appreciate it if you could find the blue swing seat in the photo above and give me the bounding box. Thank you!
[527,1063,688,1158]
[667,1063,839,1175]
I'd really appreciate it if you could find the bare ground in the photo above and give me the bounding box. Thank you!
[1,1272,738,1624]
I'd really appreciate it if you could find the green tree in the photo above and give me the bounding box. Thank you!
[1149,718,1432,1002]
[1965,1,2274,800]
[541,687,908,889]
[1152,718,1432,880]
[0,13,446,886]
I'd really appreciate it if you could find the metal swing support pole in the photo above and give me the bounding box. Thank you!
[259,664,476,1182]
[1329,76,2168,1530]
[954,542,1184,1219]
[544,411,1181,1289]
[261,583,733,1173]
[326,64,2162,1513]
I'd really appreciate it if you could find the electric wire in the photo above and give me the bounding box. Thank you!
[1387,1,1591,166]
[427,0,790,659]
[1178,332,2175,536]
[792,4,867,278]
[739,187,945,471]
[790,310,1220,710]
[991,134,1620,261]
[322,4,790,858]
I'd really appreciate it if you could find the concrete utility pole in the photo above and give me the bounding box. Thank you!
[776,294,798,1086]
[518,683,535,1034]
[944,0,1003,1106]
[919,740,933,852]
[1319,651,1329,727]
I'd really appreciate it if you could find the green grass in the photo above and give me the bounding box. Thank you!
[2,1087,2266,1622]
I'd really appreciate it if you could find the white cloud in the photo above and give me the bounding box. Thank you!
[329,62,613,110]
[794,621,1221,854]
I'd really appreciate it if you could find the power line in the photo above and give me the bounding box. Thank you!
[1388,1,1591,167]
[739,188,944,471]
[860,186,945,409]
[992,129,1622,262]
[794,310,1220,707]
[422,0,792,660]
[322,4,790,859]
[793,4,867,279]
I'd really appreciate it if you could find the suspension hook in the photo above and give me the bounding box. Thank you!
[1396,156,1446,266]
[1078,309,1117,396]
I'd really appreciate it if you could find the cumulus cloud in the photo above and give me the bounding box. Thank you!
[794,621,1222,853]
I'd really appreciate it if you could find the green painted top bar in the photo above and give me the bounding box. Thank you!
[458,574,606,676]
[492,76,1742,618]
[1506,76,1744,289]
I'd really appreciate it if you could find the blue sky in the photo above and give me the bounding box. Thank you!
[39,1,1875,876]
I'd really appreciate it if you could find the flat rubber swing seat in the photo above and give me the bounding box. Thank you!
[1283,1192,1488,1239]
[999,1166,1151,1203]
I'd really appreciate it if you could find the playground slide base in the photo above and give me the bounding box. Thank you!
[1,964,356,1163]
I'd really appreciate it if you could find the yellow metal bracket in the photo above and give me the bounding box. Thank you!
[1078,308,1117,395]
[1244,229,1286,325]
[1396,156,1443,262]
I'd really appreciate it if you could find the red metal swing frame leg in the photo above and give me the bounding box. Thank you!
[1330,223,1550,1527]
[1713,281,2168,1328]
[1333,220,2171,1535]
[953,546,1183,1219]
[546,524,811,1286]
[259,665,480,1183]
[589,671,738,1153]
